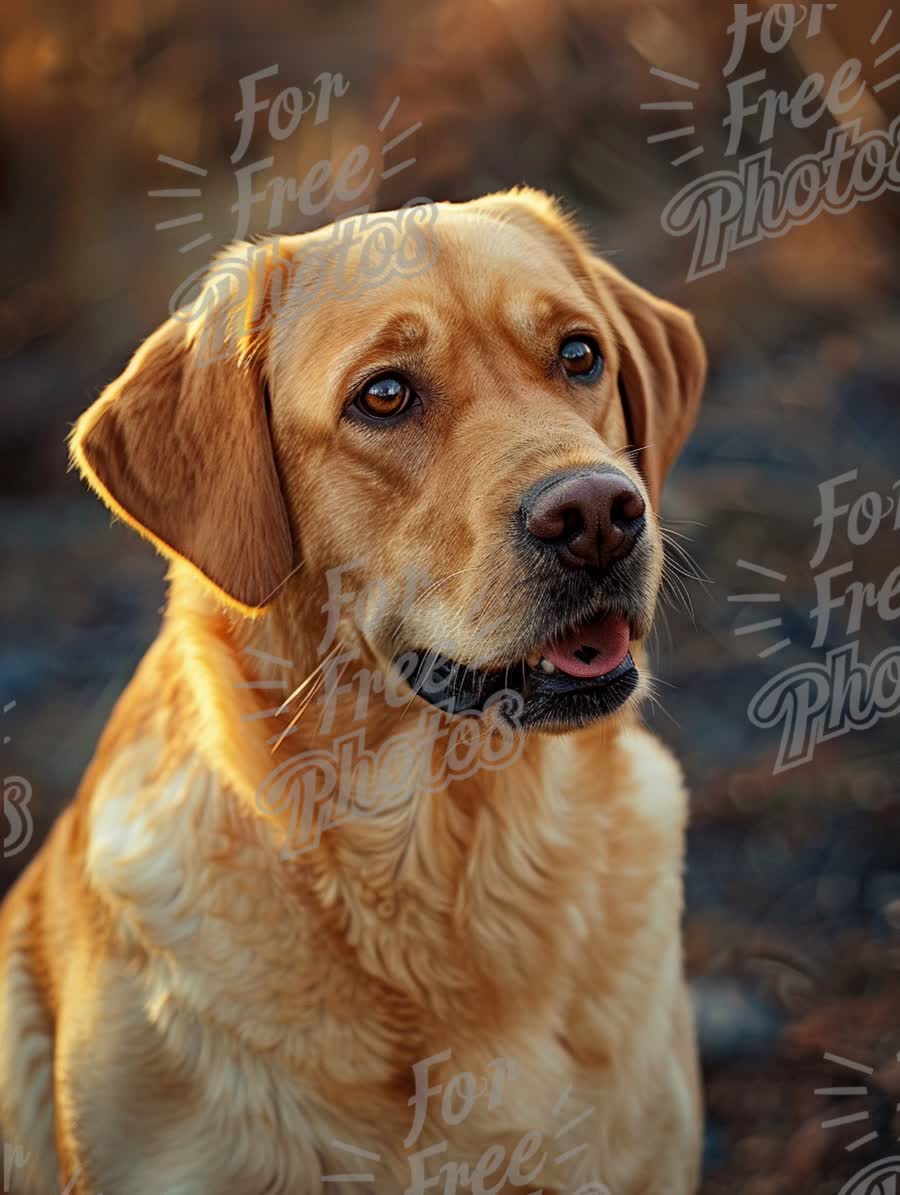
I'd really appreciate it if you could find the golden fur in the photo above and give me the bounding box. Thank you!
[0,190,705,1194]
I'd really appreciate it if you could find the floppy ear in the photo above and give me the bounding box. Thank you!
[70,300,294,615]
[591,259,706,508]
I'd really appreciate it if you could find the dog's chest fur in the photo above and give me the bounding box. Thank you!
[63,710,693,1194]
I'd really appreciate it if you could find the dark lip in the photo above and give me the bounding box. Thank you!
[393,612,641,729]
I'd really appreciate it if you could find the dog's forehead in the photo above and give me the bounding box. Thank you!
[269,207,590,370]
[429,208,572,278]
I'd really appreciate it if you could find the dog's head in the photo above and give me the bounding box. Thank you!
[72,189,705,733]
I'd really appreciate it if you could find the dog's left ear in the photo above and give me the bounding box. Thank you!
[70,251,295,614]
[589,258,706,509]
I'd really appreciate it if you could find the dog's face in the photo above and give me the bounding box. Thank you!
[73,190,705,733]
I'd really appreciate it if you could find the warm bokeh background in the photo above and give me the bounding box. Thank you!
[3,1,900,1189]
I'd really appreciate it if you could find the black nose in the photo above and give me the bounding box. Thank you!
[522,469,646,570]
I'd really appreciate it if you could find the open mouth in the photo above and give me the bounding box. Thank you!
[398,612,640,730]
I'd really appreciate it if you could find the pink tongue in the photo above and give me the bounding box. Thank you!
[542,617,630,679]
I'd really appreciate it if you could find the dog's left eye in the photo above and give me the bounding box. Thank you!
[560,336,603,382]
[351,374,417,422]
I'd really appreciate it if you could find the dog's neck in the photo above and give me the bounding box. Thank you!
[156,568,634,1004]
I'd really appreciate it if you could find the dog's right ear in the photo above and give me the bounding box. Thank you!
[590,259,706,508]
[70,276,295,615]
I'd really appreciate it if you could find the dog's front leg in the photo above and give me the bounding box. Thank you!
[53,1064,227,1195]
[52,963,232,1195]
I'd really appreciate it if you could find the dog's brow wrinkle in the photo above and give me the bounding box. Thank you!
[501,293,593,347]
[365,313,430,355]
[331,315,433,392]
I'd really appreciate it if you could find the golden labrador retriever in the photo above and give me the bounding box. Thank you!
[0,188,705,1194]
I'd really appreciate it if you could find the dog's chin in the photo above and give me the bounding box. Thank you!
[393,610,645,733]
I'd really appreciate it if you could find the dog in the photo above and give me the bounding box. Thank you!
[0,188,705,1194]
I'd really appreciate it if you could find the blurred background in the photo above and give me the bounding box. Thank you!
[2,0,900,1189]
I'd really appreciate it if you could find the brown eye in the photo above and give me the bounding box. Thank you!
[353,374,415,421]
[560,336,603,381]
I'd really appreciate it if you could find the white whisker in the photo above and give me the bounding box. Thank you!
[265,726,299,745]
[256,556,307,606]
[278,643,343,713]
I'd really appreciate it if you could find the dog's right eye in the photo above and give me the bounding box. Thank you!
[560,336,603,382]
[350,374,417,423]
